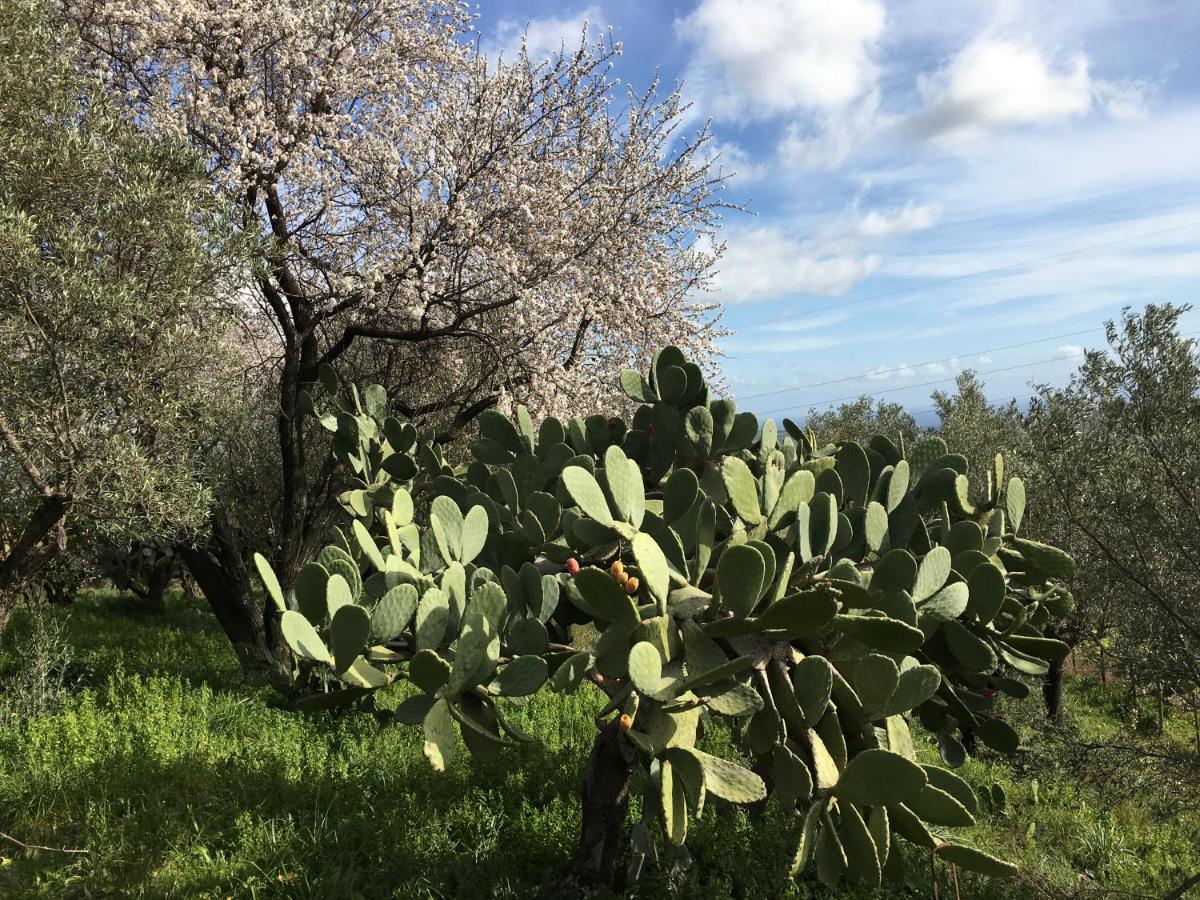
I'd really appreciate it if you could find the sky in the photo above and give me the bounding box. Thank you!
[478,0,1200,423]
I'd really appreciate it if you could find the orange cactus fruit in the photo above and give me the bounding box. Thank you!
[619,713,633,730]
[610,560,625,577]
[624,576,640,595]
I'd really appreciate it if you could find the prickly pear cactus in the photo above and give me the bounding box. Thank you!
[255,349,1074,889]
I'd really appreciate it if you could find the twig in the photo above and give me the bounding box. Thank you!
[0,830,88,854]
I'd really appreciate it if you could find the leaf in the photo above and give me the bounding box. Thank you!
[864,502,888,553]
[836,749,927,806]
[460,505,489,563]
[1013,538,1075,580]
[561,466,614,526]
[628,641,665,695]
[632,532,670,605]
[721,457,762,525]
[294,562,329,625]
[422,698,456,772]
[791,654,834,727]
[944,620,998,674]
[604,445,645,527]
[415,587,449,650]
[329,603,371,673]
[253,553,286,613]
[352,519,385,571]
[936,844,1018,878]
[835,442,871,506]
[686,748,767,804]
[835,614,925,654]
[326,573,354,618]
[717,543,766,619]
[280,610,331,662]
[756,588,838,639]
[430,496,464,562]
[370,584,418,642]
[489,655,548,697]
[572,568,640,629]
[1005,477,1026,533]
[912,546,951,602]
[968,562,1006,624]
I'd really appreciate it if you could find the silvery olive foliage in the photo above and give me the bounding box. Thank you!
[0,0,243,617]
[257,348,1074,889]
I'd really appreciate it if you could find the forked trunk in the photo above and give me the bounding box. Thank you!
[178,510,284,677]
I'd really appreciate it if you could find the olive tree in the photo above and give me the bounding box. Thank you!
[0,0,242,630]
[1026,305,1200,713]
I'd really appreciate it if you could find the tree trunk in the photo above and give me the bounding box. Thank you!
[1042,626,1066,725]
[0,493,69,636]
[143,555,173,612]
[179,510,282,677]
[555,719,637,897]
[1043,656,1065,725]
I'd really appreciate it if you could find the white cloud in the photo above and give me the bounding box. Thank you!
[713,225,881,303]
[677,0,886,121]
[777,91,885,170]
[854,202,942,238]
[913,38,1093,141]
[699,139,771,185]
[1057,344,1085,358]
[977,355,992,364]
[488,6,605,63]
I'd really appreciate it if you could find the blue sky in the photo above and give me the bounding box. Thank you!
[479,0,1200,423]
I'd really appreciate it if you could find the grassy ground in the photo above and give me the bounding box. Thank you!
[0,591,1196,898]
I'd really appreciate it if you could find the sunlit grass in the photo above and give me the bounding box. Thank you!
[0,592,1195,898]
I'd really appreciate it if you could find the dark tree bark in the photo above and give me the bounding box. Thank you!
[1043,626,1066,725]
[0,492,69,634]
[555,719,637,897]
[179,510,281,676]
[1043,657,1065,725]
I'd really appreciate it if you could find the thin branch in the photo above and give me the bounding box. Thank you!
[0,831,88,855]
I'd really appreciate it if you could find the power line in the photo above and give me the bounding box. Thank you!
[738,220,1200,330]
[763,327,1200,419]
[736,325,1102,402]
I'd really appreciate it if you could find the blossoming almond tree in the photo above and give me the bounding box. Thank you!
[59,0,727,670]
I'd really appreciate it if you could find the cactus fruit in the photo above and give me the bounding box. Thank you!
[254,345,1074,890]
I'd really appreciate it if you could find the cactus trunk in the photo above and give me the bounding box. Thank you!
[557,719,637,897]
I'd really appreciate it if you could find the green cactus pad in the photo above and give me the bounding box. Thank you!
[838,803,881,887]
[371,584,418,642]
[756,588,838,639]
[836,749,927,806]
[911,546,951,602]
[791,655,834,727]
[294,562,330,625]
[330,604,371,673]
[631,532,670,605]
[253,553,286,613]
[489,655,548,697]
[721,457,762,525]
[280,610,331,662]
[684,748,767,804]
[422,698,455,772]
[561,466,615,527]
[835,614,925,654]
[935,844,1017,878]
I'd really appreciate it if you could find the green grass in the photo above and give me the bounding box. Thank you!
[1,592,1196,898]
